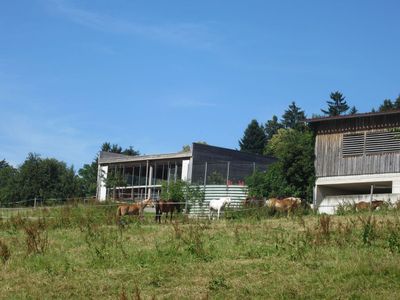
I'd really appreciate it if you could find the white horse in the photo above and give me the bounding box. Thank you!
[209,197,232,220]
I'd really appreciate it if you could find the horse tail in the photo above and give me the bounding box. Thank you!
[116,206,122,217]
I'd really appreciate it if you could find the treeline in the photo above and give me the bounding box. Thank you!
[0,143,139,205]
[241,92,400,201]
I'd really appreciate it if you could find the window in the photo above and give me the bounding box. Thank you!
[342,131,400,157]
[342,134,365,156]
[365,131,400,154]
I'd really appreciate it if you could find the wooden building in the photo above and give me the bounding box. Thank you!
[308,110,400,214]
[96,143,275,201]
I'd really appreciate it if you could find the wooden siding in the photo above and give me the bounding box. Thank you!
[315,130,400,177]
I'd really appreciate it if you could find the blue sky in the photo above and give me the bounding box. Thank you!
[1,0,399,169]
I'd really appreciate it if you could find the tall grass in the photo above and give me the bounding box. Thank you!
[0,204,400,298]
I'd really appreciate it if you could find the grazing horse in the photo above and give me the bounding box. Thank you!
[243,196,266,208]
[116,198,154,218]
[266,197,302,214]
[155,200,180,223]
[209,197,232,220]
[355,200,386,212]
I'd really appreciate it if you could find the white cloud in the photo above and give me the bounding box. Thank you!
[45,0,218,50]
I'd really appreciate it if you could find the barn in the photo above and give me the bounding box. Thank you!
[96,143,275,205]
[308,110,400,214]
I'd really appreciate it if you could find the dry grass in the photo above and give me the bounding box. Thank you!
[0,206,400,299]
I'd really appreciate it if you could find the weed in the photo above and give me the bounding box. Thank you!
[319,214,331,238]
[359,216,376,246]
[209,275,229,291]
[234,226,241,245]
[0,239,10,264]
[180,223,212,261]
[24,218,48,255]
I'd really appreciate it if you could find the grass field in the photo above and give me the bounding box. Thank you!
[1,204,400,299]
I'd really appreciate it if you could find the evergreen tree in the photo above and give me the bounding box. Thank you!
[0,159,8,169]
[349,106,358,115]
[281,102,306,129]
[239,119,266,155]
[395,95,400,109]
[378,99,394,112]
[122,146,140,156]
[321,91,349,116]
[265,115,283,141]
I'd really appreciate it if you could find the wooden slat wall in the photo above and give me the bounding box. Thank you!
[316,130,400,177]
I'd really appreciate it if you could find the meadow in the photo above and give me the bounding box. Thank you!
[1,204,400,299]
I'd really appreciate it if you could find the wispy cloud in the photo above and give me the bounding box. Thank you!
[45,0,218,50]
[0,112,98,168]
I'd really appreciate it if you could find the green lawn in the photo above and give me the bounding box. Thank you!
[1,205,400,299]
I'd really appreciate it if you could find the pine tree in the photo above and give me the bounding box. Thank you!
[265,115,283,141]
[378,99,394,112]
[321,91,349,116]
[239,119,266,155]
[349,106,358,115]
[281,102,306,129]
[394,95,400,109]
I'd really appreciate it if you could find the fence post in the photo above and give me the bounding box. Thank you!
[34,197,37,209]
[203,162,208,187]
[226,161,230,186]
[253,162,256,174]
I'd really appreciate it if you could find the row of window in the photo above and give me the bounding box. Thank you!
[342,131,400,157]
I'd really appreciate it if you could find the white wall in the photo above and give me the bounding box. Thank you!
[98,165,108,201]
[315,173,400,214]
[181,159,190,181]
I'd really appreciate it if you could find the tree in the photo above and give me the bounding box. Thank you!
[256,128,315,201]
[265,115,283,141]
[78,143,140,197]
[349,106,358,115]
[18,153,82,201]
[321,91,349,116]
[239,119,267,155]
[0,160,19,205]
[378,99,394,112]
[281,102,306,129]
[122,146,140,156]
[0,159,9,169]
[395,95,400,109]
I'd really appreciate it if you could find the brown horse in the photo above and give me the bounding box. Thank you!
[355,200,386,212]
[116,198,154,219]
[155,200,180,223]
[266,197,302,213]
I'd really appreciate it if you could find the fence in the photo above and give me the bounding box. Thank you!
[190,161,267,186]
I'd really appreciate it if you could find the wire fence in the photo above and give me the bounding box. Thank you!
[190,161,267,186]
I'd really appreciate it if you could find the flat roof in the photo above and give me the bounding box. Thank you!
[306,109,400,123]
[99,150,192,164]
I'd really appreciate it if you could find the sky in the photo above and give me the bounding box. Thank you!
[1,0,399,169]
